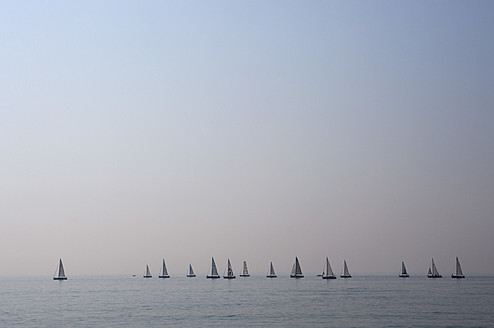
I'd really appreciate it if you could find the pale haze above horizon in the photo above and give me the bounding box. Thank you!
[1,1,493,276]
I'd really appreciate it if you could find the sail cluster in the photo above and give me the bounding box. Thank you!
[52,257,465,280]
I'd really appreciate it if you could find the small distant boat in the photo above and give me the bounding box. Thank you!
[143,265,152,278]
[239,261,250,277]
[158,259,170,278]
[451,257,465,279]
[267,262,277,278]
[207,257,220,279]
[53,259,67,280]
[399,261,409,278]
[223,259,236,279]
[186,264,196,277]
[322,257,337,279]
[290,256,304,278]
[427,258,442,278]
[340,260,352,278]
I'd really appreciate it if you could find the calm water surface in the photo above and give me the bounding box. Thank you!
[1,275,493,327]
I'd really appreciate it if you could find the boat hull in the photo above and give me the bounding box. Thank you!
[399,274,409,278]
[186,274,196,277]
[223,276,236,279]
[239,274,250,277]
[143,276,152,278]
[266,275,277,278]
[427,274,442,278]
[53,277,67,280]
[290,274,304,278]
[322,275,337,279]
[158,275,170,278]
[340,275,352,278]
[452,274,465,279]
[207,275,220,279]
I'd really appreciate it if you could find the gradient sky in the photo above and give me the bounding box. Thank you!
[1,0,493,276]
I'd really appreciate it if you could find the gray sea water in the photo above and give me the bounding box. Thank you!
[1,275,493,327]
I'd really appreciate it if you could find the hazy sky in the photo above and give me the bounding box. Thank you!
[1,1,493,276]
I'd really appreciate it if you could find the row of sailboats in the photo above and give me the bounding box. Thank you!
[399,257,465,278]
[53,257,466,280]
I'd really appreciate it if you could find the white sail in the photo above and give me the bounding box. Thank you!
[343,260,350,276]
[163,259,168,275]
[144,264,152,277]
[401,261,407,275]
[456,257,463,276]
[211,257,219,276]
[290,256,303,277]
[399,261,409,277]
[269,262,276,276]
[54,259,67,280]
[242,261,249,275]
[186,264,196,277]
[58,259,66,278]
[226,259,234,276]
[325,257,334,276]
[428,258,442,278]
[432,258,439,275]
[159,259,169,277]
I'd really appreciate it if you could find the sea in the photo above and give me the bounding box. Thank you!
[1,275,493,327]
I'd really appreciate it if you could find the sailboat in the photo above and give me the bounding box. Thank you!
[267,262,277,278]
[399,261,409,278]
[186,264,196,277]
[451,257,465,279]
[239,260,250,277]
[427,258,442,278]
[158,259,170,278]
[340,260,352,278]
[207,257,220,279]
[223,259,236,279]
[143,265,152,278]
[53,258,67,280]
[290,256,304,278]
[322,257,337,279]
